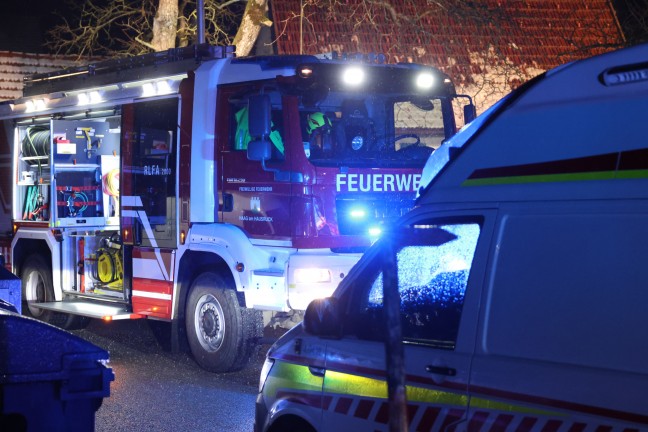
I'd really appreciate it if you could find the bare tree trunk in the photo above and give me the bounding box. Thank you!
[233,0,272,56]
[150,0,179,51]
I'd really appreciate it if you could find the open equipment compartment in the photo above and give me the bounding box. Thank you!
[70,228,124,297]
[14,116,125,300]
[14,118,121,228]
[51,119,120,227]
[15,124,51,223]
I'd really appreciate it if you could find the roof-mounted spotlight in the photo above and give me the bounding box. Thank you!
[156,80,172,95]
[342,66,365,86]
[77,91,103,106]
[416,72,435,90]
[26,98,48,113]
[141,82,156,97]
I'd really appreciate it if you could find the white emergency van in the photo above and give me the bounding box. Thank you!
[254,41,648,432]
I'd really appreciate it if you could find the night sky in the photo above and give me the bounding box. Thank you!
[0,0,70,53]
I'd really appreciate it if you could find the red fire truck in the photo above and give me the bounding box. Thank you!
[0,44,474,372]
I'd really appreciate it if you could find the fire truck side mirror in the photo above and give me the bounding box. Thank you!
[463,102,477,124]
[247,94,273,162]
[248,94,271,137]
[303,297,342,339]
[247,139,272,162]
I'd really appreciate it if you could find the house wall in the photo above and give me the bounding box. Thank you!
[270,0,625,117]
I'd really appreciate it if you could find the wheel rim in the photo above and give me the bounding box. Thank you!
[194,293,225,352]
[24,269,46,317]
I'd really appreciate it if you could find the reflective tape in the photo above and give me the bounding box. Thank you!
[267,359,641,431]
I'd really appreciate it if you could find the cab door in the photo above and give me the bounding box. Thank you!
[217,86,294,240]
[121,98,179,319]
[320,210,495,431]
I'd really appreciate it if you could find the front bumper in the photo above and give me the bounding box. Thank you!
[254,392,269,432]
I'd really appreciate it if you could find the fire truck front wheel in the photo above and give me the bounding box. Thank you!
[186,272,261,373]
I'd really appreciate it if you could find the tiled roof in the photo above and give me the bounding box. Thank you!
[0,51,82,101]
[270,0,625,108]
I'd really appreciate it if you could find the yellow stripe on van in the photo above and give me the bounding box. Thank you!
[324,370,467,406]
[269,361,563,418]
[265,361,324,396]
[469,396,561,417]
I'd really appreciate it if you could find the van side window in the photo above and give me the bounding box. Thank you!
[353,223,480,349]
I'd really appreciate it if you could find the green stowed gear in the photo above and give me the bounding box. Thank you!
[235,106,284,154]
[306,112,332,135]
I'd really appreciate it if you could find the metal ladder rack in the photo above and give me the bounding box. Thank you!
[23,44,236,97]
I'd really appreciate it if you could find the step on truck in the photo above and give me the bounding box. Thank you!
[0,44,474,372]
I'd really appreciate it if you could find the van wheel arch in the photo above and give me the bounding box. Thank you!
[268,415,316,432]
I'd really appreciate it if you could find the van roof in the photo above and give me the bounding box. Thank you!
[417,42,648,205]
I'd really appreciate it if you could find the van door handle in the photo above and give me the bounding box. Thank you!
[425,365,457,376]
[309,366,326,377]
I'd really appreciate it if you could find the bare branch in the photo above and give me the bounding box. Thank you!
[47,0,245,59]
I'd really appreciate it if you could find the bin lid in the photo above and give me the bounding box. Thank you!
[0,310,110,383]
[0,298,18,313]
[0,267,19,281]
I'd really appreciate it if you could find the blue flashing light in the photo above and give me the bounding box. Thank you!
[368,227,382,237]
[350,209,366,219]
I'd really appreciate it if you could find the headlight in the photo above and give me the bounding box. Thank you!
[294,268,332,284]
[259,358,275,393]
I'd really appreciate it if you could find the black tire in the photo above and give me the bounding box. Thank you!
[21,254,90,330]
[185,272,262,372]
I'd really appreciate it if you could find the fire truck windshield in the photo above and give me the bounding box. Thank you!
[299,92,449,168]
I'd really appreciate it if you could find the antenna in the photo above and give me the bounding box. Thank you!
[197,0,206,44]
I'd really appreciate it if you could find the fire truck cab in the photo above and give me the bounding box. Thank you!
[0,44,474,372]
